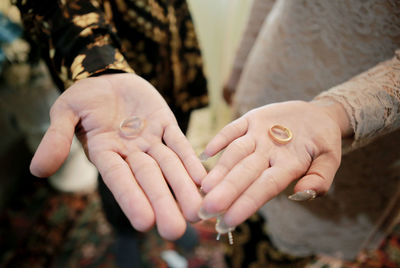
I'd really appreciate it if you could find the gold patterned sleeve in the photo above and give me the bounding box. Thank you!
[314,49,400,152]
[14,0,134,90]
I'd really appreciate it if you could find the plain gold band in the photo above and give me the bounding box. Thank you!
[268,124,293,145]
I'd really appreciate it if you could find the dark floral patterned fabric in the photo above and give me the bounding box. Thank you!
[13,0,208,119]
[224,213,400,268]
[0,142,225,268]
[1,170,399,268]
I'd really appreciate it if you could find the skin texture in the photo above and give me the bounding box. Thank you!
[30,73,206,240]
[199,100,352,230]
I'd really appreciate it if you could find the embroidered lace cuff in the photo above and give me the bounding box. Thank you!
[315,50,400,153]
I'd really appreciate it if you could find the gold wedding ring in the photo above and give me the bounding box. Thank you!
[268,124,293,145]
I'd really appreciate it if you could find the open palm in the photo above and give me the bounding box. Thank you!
[31,73,206,240]
[200,101,344,232]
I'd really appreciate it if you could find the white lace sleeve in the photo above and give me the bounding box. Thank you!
[315,49,400,151]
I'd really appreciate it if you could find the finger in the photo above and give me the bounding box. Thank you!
[163,124,206,185]
[148,143,203,222]
[222,165,293,228]
[202,117,248,158]
[201,135,256,193]
[92,151,155,232]
[201,151,267,215]
[30,101,79,177]
[127,152,186,240]
[293,152,341,197]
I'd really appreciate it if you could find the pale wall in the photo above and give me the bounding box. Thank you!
[186,0,253,159]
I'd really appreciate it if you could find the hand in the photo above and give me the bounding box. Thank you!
[199,100,351,232]
[30,73,206,240]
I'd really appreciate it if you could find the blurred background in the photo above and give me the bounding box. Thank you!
[186,0,252,161]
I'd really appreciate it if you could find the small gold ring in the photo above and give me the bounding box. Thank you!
[268,124,293,145]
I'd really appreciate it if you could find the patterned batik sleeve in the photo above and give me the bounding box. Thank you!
[14,0,134,89]
[314,49,400,152]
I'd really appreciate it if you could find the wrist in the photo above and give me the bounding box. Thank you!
[310,99,353,138]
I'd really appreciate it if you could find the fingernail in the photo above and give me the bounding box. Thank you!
[198,207,221,220]
[288,189,317,201]
[199,152,209,162]
[216,216,235,234]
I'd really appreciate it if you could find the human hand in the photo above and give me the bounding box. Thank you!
[198,100,351,233]
[30,73,206,240]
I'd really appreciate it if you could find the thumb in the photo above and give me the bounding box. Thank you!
[30,101,78,178]
[290,152,341,201]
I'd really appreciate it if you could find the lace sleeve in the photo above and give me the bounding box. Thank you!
[315,49,400,152]
[14,0,133,90]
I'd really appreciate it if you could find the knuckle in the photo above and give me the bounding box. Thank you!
[103,163,124,181]
[242,159,260,174]
[214,164,229,179]
[218,128,231,142]
[136,159,158,174]
[241,194,262,212]
[159,154,176,166]
[317,177,331,193]
[230,120,244,133]
[224,179,240,198]
[150,191,170,205]
[232,138,254,156]
[265,171,282,197]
